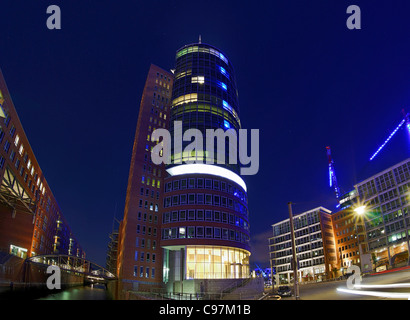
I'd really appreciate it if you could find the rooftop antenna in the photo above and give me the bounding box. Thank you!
[199,35,202,44]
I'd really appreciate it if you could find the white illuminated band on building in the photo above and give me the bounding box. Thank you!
[166,164,247,192]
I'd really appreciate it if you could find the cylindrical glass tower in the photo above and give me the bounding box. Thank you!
[168,42,242,174]
[161,43,250,291]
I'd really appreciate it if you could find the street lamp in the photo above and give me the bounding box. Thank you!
[288,202,300,300]
[354,205,366,216]
[353,205,368,271]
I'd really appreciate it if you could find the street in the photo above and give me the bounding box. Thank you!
[280,268,410,300]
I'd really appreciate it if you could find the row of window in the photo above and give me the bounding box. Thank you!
[136,212,158,224]
[164,177,246,201]
[163,193,248,216]
[133,266,156,279]
[357,161,410,198]
[274,249,324,266]
[365,206,410,234]
[337,234,357,245]
[135,237,156,250]
[161,226,250,245]
[275,257,325,272]
[368,230,410,250]
[1,117,46,196]
[136,225,158,237]
[138,199,159,212]
[134,251,156,263]
[338,242,358,254]
[162,209,249,230]
[140,187,160,200]
[171,103,239,130]
[272,212,322,237]
[271,240,324,258]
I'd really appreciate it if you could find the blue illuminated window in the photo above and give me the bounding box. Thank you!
[219,66,229,79]
[219,53,228,64]
[224,120,230,129]
[217,81,227,91]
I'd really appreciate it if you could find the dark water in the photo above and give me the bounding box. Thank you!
[38,284,111,300]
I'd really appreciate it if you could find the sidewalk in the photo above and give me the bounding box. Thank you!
[369,265,410,276]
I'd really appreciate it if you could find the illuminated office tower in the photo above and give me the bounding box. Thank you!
[161,43,250,294]
[116,64,173,295]
[355,158,410,269]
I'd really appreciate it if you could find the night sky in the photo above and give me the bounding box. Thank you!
[1,1,409,268]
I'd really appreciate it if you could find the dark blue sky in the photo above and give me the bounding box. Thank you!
[1,1,409,268]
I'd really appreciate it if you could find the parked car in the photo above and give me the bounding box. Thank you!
[277,286,292,297]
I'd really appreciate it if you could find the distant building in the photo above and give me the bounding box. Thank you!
[0,69,84,261]
[331,208,368,274]
[106,229,119,275]
[269,158,410,282]
[269,207,338,284]
[338,189,358,210]
[355,158,410,270]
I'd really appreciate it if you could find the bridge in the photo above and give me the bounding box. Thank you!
[25,254,117,284]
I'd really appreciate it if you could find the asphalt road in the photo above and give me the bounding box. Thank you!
[280,269,410,300]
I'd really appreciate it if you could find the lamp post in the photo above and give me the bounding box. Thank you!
[288,202,300,300]
[353,205,368,270]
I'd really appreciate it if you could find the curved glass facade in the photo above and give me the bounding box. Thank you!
[168,43,241,174]
[186,246,250,279]
[162,43,250,286]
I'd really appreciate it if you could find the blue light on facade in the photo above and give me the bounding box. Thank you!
[219,66,229,79]
[224,120,230,128]
[219,53,228,64]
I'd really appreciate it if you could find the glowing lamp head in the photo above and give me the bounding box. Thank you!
[354,206,366,215]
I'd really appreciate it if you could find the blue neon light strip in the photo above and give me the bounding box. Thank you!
[370,119,406,161]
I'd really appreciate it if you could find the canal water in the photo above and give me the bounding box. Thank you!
[38,284,111,300]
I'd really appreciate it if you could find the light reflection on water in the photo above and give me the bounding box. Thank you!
[38,284,111,300]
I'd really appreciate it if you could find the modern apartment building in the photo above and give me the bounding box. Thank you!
[0,69,84,261]
[116,64,173,295]
[269,207,337,284]
[355,158,410,270]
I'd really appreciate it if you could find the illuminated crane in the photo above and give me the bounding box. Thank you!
[403,109,410,136]
[369,109,410,161]
[326,146,341,200]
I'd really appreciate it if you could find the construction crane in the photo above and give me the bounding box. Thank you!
[403,109,410,136]
[369,109,410,161]
[326,146,341,201]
